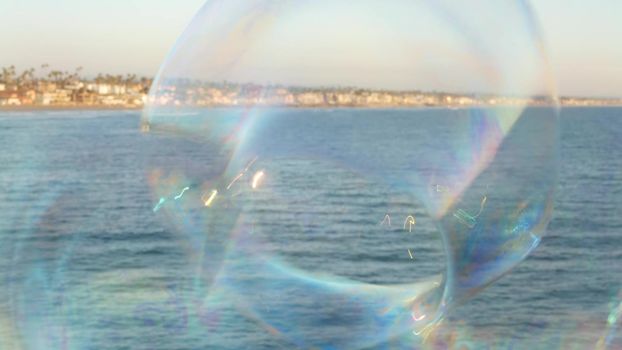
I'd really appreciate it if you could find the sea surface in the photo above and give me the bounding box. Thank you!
[0,107,620,349]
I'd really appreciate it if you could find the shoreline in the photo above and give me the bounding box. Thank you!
[0,105,142,112]
[1,104,622,112]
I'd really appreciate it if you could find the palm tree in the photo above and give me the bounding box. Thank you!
[0,66,16,85]
[29,68,37,88]
[16,68,37,89]
[18,70,26,87]
[48,70,65,85]
[125,74,137,85]
[72,66,83,83]
[1,67,8,84]
[39,64,50,83]
[95,74,104,84]
[63,71,70,85]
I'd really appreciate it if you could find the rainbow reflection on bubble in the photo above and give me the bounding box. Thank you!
[140,0,560,347]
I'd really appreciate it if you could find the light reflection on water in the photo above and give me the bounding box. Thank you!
[0,108,619,349]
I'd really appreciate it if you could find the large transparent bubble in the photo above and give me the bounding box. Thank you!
[142,0,558,347]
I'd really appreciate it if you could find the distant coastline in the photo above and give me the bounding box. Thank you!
[3,103,622,112]
[2,65,621,111]
[0,105,142,111]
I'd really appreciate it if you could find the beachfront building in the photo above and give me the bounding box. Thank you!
[37,81,57,93]
[458,97,475,105]
[21,90,37,105]
[0,92,22,106]
[35,93,52,105]
[296,92,326,106]
[367,92,394,106]
[334,92,354,105]
[75,89,98,105]
[85,83,127,96]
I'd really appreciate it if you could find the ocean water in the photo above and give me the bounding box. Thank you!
[0,107,620,349]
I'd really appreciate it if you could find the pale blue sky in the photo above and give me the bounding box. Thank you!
[0,0,620,97]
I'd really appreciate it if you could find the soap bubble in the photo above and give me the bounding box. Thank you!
[143,0,558,347]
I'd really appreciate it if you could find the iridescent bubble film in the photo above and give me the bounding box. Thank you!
[10,1,614,349]
[140,0,558,348]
